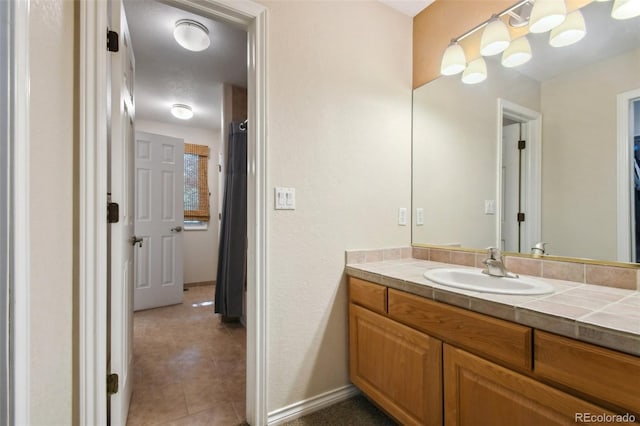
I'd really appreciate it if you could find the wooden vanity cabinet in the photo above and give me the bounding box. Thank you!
[348,277,633,425]
[349,303,443,425]
[534,331,640,417]
[443,345,616,426]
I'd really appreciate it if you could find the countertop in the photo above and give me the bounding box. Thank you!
[346,258,640,356]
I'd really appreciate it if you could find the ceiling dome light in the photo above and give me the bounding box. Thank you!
[549,10,586,47]
[174,19,210,52]
[529,0,566,33]
[462,58,487,84]
[501,36,532,67]
[612,0,640,19]
[171,104,194,120]
[440,41,467,76]
[480,16,511,56]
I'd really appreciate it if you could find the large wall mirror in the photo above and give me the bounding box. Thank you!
[412,1,640,263]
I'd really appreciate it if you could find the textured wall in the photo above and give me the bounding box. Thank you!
[541,48,640,261]
[136,119,220,284]
[413,60,540,249]
[261,0,413,412]
[28,0,75,423]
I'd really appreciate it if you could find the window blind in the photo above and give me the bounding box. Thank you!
[184,143,209,221]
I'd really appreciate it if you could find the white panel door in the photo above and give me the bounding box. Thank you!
[134,131,184,311]
[108,0,135,423]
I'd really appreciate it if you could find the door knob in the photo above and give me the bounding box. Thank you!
[171,225,183,233]
[130,236,143,247]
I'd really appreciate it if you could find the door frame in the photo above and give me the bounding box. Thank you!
[616,88,640,262]
[496,99,542,253]
[78,1,268,425]
[9,0,31,424]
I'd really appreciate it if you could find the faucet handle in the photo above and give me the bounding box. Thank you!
[486,247,501,260]
[533,242,547,250]
[531,242,547,257]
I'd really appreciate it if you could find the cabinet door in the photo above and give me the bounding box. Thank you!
[349,303,442,426]
[444,345,617,426]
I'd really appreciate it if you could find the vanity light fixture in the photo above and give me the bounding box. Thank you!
[611,0,640,19]
[171,104,194,120]
[440,41,467,75]
[549,10,586,47]
[480,16,512,56]
[462,58,487,84]
[529,0,567,33]
[174,19,210,52]
[501,36,532,67]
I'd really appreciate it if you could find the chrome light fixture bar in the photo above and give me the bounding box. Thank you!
[440,0,531,77]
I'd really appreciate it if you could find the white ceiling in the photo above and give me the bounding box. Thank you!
[123,0,247,131]
[124,0,636,131]
[123,0,431,132]
[378,0,434,17]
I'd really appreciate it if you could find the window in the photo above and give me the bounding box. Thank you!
[184,143,209,229]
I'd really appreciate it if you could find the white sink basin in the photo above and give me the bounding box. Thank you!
[423,268,554,295]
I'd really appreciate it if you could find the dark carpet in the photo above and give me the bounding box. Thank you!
[234,395,397,426]
[280,395,397,425]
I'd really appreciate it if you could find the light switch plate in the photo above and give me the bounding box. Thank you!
[416,208,424,225]
[275,187,295,210]
[398,207,408,226]
[484,200,496,215]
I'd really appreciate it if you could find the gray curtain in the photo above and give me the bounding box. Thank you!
[215,121,247,318]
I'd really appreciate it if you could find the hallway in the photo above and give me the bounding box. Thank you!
[126,285,246,425]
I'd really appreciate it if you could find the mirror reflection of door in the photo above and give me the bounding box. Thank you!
[502,121,524,252]
[633,99,640,262]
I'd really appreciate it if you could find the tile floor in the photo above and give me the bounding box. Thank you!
[127,285,246,426]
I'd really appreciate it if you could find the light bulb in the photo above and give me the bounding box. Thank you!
[171,104,194,120]
[612,0,640,19]
[549,10,586,47]
[441,42,467,76]
[480,17,511,56]
[174,19,210,52]
[501,36,532,68]
[462,58,487,84]
[529,0,567,33]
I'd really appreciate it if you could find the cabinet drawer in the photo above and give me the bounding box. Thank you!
[349,277,387,314]
[388,289,532,371]
[534,331,640,415]
[444,344,616,426]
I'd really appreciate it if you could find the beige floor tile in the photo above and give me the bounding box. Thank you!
[127,285,246,426]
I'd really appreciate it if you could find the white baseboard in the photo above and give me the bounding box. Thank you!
[267,384,360,425]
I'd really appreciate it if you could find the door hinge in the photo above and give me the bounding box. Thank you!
[518,140,526,150]
[108,202,120,223]
[218,164,222,172]
[219,213,222,220]
[107,30,119,52]
[107,373,119,395]
[517,212,525,222]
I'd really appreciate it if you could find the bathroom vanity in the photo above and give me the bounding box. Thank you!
[346,257,640,426]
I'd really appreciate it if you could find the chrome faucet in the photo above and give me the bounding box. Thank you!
[531,242,547,257]
[482,247,519,278]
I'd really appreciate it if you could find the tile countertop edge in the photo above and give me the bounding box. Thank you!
[345,262,640,357]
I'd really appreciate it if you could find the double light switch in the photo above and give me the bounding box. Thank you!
[275,187,296,210]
